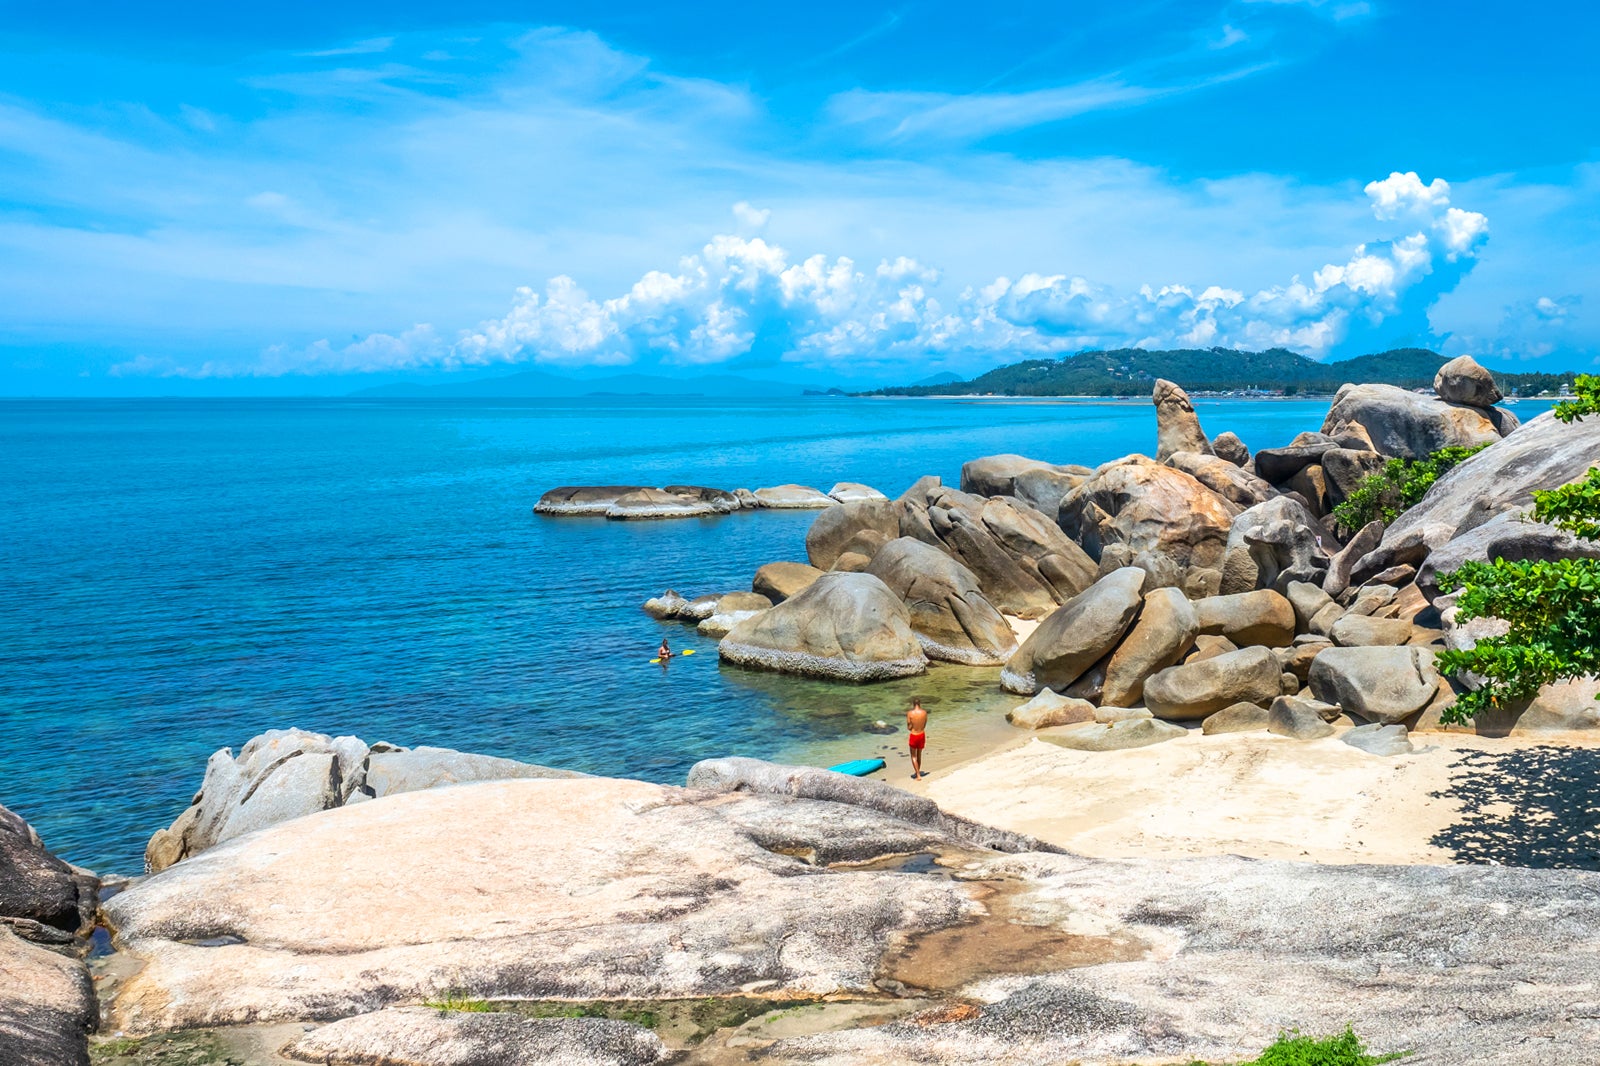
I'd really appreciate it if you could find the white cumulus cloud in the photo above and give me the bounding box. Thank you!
[187,171,1490,378]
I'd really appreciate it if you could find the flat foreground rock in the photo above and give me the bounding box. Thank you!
[286,1007,669,1066]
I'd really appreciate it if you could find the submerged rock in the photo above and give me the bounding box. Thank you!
[828,482,888,503]
[719,572,928,682]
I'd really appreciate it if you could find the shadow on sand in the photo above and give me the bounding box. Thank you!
[1431,746,1600,870]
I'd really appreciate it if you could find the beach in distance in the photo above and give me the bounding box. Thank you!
[1,393,1360,873]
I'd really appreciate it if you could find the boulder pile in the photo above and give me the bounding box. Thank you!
[634,358,1589,737]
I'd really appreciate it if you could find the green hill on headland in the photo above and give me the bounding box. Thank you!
[872,347,1574,398]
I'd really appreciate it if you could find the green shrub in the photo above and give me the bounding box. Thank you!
[1435,374,1600,722]
[1331,444,1489,532]
[1184,1027,1408,1065]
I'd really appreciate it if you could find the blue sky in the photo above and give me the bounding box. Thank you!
[1,0,1596,393]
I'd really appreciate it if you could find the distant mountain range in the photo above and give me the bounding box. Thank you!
[872,347,1576,398]
[352,369,821,399]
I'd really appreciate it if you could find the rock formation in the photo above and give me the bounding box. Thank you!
[1152,379,1212,460]
[752,484,838,509]
[1321,383,1511,459]
[865,538,1017,665]
[145,729,583,872]
[752,561,826,603]
[719,572,928,681]
[1433,354,1502,407]
[1000,568,1147,695]
[1058,457,1237,578]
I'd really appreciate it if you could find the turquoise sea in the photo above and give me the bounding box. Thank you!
[1,395,1336,873]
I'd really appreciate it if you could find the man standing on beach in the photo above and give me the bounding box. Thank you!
[906,699,927,780]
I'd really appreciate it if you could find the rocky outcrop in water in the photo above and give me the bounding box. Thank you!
[719,572,929,681]
[1152,379,1212,461]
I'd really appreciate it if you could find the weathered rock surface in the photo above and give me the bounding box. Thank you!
[805,499,899,570]
[1001,568,1147,695]
[1320,447,1387,509]
[1323,519,1384,598]
[1058,456,1237,575]
[900,482,1097,618]
[1101,587,1200,708]
[1211,431,1249,466]
[606,486,738,520]
[1152,379,1213,461]
[107,776,980,1034]
[1308,646,1439,724]
[753,485,838,509]
[721,572,927,682]
[0,804,94,940]
[1368,412,1600,589]
[1322,383,1507,459]
[960,455,1090,510]
[1165,451,1273,509]
[1200,701,1272,735]
[1006,691,1097,730]
[1142,647,1282,720]
[1433,355,1502,407]
[146,729,582,872]
[1039,718,1187,752]
[1252,434,1339,484]
[1342,723,1417,756]
[533,485,648,516]
[0,927,93,1066]
[1329,614,1415,648]
[286,1007,670,1066]
[827,482,887,503]
[1195,590,1295,648]
[752,561,826,603]
[696,591,773,638]
[1266,695,1336,740]
[1219,495,1330,595]
[99,762,1600,1064]
[866,538,1017,665]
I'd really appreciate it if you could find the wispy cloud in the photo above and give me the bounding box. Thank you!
[300,36,396,58]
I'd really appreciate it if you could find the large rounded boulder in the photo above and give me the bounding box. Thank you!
[1142,646,1283,720]
[1433,355,1502,407]
[1321,383,1508,459]
[1308,646,1439,724]
[1001,567,1147,695]
[719,572,929,682]
[752,561,825,603]
[1058,456,1238,575]
[1101,587,1200,708]
[866,538,1017,666]
[1195,590,1296,648]
[806,499,900,570]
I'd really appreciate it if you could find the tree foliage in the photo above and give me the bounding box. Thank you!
[1435,374,1600,722]
[1331,445,1489,532]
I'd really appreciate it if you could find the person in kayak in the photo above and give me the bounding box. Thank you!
[657,638,672,662]
[906,698,928,780]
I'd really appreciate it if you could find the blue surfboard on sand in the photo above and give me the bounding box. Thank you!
[827,758,886,777]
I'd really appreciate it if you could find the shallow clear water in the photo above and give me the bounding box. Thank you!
[0,395,1333,872]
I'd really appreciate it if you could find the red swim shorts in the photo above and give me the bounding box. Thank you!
[908,731,926,750]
